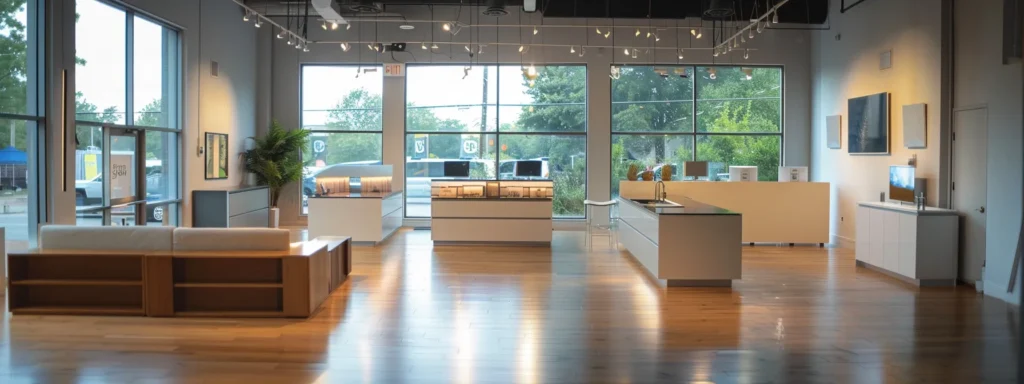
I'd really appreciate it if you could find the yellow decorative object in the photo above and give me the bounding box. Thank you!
[661,165,673,181]
[626,164,639,181]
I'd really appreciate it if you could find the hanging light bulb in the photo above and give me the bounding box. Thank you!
[340,43,350,52]
[442,22,451,32]
[570,46,576,54]
[610,65,621,79]
[321,20,327,30]
[421,42,427,50]
[331,22,339,30]
[242,10,250,22]
[636,28,641,37]
[533,26,539,35]
[773,10,779,24]
[367,43,374,51]
[528,80,535,88]
[276,30,285,39]
[742,67,753,79]
[757,20,765,33]
[713,49,720,57]
[741,35,746,43]
[286,36,294,46]
[749,29,755,39]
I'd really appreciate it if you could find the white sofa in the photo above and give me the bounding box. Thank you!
[172,227,291,251]
[37,225,290,252]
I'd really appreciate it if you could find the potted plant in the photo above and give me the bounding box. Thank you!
[241,121,310,228]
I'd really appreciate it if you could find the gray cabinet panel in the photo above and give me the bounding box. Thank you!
[229,188,270,216]
[192,186,270,228]
[229,208,270,228]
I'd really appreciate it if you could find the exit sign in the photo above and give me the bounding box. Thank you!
[384,63,405,77]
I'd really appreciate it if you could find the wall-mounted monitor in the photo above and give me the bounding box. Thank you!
[443,161,470,178]
[889,166,916,202]
[515,160,543,178]
[848,92,890,154]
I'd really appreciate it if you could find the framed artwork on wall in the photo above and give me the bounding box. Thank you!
[848,92,890,154]
[826,115,842,149]
[903,103,927,148]
[205,132,229,180]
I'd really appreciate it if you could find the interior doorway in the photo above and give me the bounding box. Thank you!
[951,106,989,285]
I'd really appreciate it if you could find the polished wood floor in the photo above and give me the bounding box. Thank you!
[1,229,1018,383]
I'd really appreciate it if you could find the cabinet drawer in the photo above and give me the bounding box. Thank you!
[229,188,269,216]
[229,208,269,228]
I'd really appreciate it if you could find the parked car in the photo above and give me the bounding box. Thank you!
[77,172,166,222]
[405,158,495,199]
[498,158,551,180]
[75,174,103,205]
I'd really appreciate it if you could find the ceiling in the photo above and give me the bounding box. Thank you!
[244,0,828,24]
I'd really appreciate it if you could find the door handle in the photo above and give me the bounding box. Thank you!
[977,206,986,213]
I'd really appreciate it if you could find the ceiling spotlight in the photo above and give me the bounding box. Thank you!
[276,30,285,39]
[579,46,586,57]
[286,36,294,46]
[465,45,471,52]
[242,10,250,22]
[295,42,302,50]
[692,28,702,39]
[708,67,717,79]
[654,34,660,42]
[749,29,755,39]
[421,42,427,50]
[519,45,525,53]
[442,22,451,32]
[744,50,750,60]
[478,45,484,54]
[254,19,262,28]
[331,22,339,30]
[340,43,350,52]
[773,11,779,24]
[303,45,310,52]
[533,26,539,35]
[430,43,439,49]
[677,49,684,60]
[604,31,611,38]
[636,28,641,37]
[742,67,753,79]
[570,46,576,54]
[610,65,621,80]
[367,43,374,51]
[646,31,652,38]
[346,23,351,30]
[596,27,602,35]
[631,49,638,59]
[526,64,538,79]
[741,35,746,43]
[321,20,327,30]
[713,49,719,57]
[757,20,765,33]
[623,48,630,56]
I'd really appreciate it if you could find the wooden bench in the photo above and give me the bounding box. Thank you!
[315,236,352,292]
[145,241,331,318]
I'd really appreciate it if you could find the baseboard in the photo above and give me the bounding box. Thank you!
[831,233,854,249]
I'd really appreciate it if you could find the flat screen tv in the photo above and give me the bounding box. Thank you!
[443,161,470,177]
[515,160,543,178]
[889,166,916,202]
[848,92,890,154]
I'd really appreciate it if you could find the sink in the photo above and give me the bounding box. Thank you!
[631,199,681,207]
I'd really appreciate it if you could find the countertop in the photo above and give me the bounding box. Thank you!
[431,196,553,201]
[858,201,958,216]
[618,197,738,216]
[311,190,403,199]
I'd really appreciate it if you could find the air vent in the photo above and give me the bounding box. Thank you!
[483,0,508,16]
[347,1,382,13]
[703,0,736,19]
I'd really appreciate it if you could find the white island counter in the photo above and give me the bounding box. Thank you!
[617,196,742,287]
[430,180,553,244]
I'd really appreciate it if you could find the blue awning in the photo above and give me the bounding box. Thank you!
[0,146,27,164]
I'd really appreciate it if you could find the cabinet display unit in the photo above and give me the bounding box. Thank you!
[855,202,959,286]
[7,250,150,315]
[307,165,403,244]
[192,186,270,228]
[430,180,554,244]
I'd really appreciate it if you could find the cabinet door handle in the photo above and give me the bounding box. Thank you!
[977,206,986,213]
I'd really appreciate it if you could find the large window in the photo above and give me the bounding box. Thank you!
[75,0,181,226]
[0,0,44,248]
[405,65,587,218]
[611,65,782,198]
[300,65,384,214]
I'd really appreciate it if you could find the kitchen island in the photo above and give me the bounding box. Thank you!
[616,196,742,287]
[308,191,404,244]
[430,180,553,244]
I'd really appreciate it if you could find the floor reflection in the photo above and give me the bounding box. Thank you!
[0,229,1017,383]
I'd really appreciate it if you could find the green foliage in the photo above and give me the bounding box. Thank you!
[243,121,310,207]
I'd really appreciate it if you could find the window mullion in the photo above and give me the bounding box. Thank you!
[125,11,135,126]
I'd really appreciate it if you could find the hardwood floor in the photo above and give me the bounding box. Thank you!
[1,229,1018,383]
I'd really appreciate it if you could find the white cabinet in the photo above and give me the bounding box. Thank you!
[855,202,959,286]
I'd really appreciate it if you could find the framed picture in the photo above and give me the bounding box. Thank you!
[205,132,229,179]
[826,115,842,149]
[847,92,890,154]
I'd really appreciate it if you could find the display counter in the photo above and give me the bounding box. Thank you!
[620,181,829,245]
[307,164,402,244]
[430,180,553,244]
[617,197,742,287]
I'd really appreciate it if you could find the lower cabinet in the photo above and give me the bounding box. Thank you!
[854,202,959,286]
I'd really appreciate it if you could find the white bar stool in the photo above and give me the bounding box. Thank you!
[584,199,618,250]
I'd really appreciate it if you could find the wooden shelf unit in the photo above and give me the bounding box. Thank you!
[6,252,147,316]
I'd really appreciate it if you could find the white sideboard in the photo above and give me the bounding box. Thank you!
[855,202,959,286]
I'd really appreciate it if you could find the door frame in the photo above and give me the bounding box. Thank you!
[102,126,147,225]
[949,104,989,284]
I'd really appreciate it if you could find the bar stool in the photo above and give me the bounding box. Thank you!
[584,199,618,250]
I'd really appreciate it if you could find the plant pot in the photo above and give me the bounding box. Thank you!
[244,172,257,187]
[269,207,280,228]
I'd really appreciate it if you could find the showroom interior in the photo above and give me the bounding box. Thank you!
[0,0,1023,382]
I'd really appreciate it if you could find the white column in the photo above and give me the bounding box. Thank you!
[586,50,612,226]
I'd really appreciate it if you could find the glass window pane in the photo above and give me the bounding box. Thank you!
[145,203,177,226]
[133,15,178,128]
[611,135,693,199]
[301,66,383,131]
[406,65,497,108]
[0,0,39,116]
[302,132,382,214]
[407,105,497,132]
[76,208,103,226]
[498,65,586,133]
[696,135,781,182]
[405,133,497,218]
[109,134,137,201]
[0,119,38,246]
[499,135,586,218]
[76,0,126,124]
[696,66,782,133]
[145,131,177,201]
[611,66,694,133]
[75,127,103,210]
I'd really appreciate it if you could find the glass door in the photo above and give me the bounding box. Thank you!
[105,128,145,226]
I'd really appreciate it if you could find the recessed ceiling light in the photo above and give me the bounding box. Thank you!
[399,24,415,30]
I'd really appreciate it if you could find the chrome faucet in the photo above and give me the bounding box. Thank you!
[654,181,666,202]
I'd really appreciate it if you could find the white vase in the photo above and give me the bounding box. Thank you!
[244,172,257,187]
[270,207,280,228]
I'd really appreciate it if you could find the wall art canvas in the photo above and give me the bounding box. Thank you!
[847,92,890,154]
[205,132,229,180]
[903,103,927,148]
[826,115,842,149]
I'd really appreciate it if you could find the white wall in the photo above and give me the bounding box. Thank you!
[952,0,1023,304]
[810,0,944,244]
[269,6,812,226]
[120,0,258,225]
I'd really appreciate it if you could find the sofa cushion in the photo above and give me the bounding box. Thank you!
[173,228,291,252]
[39,225,175,252]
